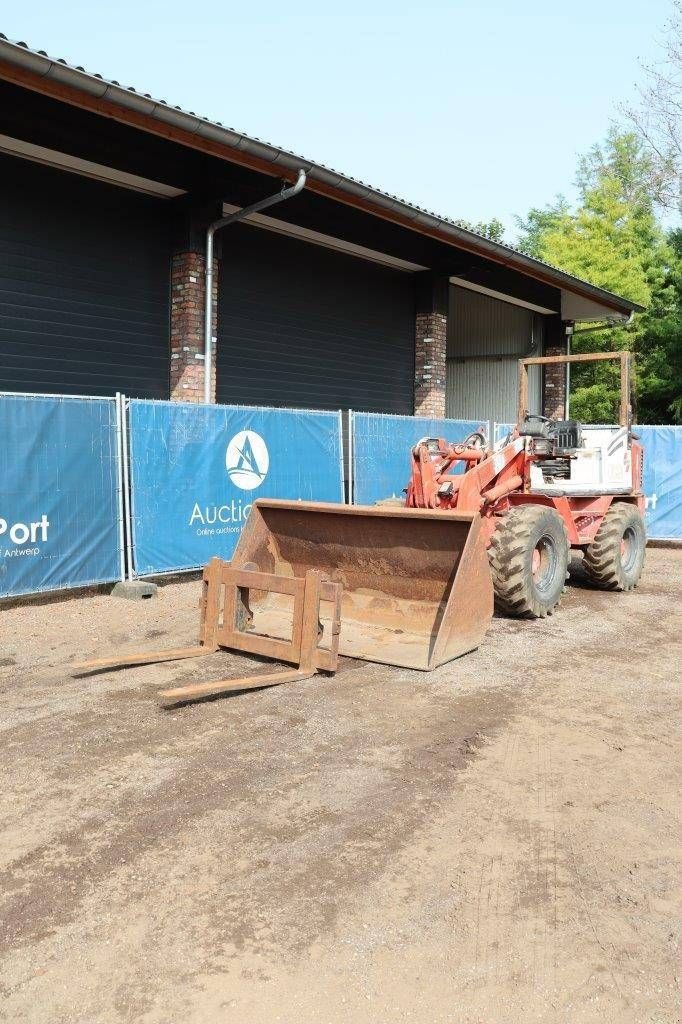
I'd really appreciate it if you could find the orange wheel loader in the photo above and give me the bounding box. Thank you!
[404,351,646,619]
[74,352,645,701]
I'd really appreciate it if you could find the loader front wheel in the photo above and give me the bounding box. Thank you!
[582,502,646,591]
[489,506,569,618]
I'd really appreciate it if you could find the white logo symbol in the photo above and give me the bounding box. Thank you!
[225,430,269,490]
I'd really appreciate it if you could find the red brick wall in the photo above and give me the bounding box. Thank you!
[414,310,447,417]
[543,347,567,418]
[542,318,568,419]
[170,252,217,402]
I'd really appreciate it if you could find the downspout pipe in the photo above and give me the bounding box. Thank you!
[203,168,306,403]
[565,322,573,418]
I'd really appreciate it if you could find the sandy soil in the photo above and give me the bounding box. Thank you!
[0,549,680,1024]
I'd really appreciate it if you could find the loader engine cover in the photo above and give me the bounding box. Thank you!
[231,500,494,671]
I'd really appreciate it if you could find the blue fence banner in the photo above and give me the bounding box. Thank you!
[351,412,490,505]
[0,394,122,598]
[637,425,682,539]
[128,401,344,574]
[494,422,515,445]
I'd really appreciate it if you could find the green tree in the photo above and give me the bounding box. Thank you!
[515,197,570,258]
[516,129,681,423]
[454,217,506,243]
[637,227,682,421]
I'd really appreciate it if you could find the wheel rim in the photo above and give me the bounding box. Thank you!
[620,526,638,572]
[531,535,558,595]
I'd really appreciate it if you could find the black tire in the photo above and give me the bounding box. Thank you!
[489,505,569,618]
[582,503,646,591]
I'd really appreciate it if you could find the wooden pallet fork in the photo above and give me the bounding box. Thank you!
[72,557,343,704]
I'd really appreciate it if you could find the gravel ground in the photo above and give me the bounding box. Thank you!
[0,548,680,1024]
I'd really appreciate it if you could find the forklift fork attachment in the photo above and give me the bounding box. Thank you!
[72,559,343,704]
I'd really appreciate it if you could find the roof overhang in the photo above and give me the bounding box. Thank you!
[450,277,557,315]
[560,289,634,323]
[0,131,185,198]
[0,36,645,320]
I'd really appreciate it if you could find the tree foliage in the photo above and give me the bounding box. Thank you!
[516,129,681,423]
[454,217,506,243]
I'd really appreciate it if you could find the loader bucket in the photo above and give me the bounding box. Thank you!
[231,500,493,671]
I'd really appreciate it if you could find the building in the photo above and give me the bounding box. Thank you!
[0,35,642,424]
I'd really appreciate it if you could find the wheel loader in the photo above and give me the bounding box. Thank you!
[404,351,646,619]
[74,351,646,702]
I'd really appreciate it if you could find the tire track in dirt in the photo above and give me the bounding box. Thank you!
[0,681,517,960]
[0,552,680,1023]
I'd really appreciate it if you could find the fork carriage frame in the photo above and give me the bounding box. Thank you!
[199,557,342,675]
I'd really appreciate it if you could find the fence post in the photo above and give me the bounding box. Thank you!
[114,393,126,583]
[120,395,134,581]
[348,410,354,505]
[337,410,345,504]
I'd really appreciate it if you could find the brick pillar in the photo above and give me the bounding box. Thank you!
[170,251,217,403]
[414,273,448,417]
[542,316,568,419]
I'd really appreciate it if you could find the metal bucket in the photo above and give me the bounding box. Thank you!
[231,500,493,670]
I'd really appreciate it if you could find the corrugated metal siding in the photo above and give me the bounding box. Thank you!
[216,225,415,412]
[446,284,541,421]
[447,284,538,358]
[0,154,171,397]
[446,359,541,423]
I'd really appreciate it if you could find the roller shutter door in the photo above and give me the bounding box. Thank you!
[216,226,415,412]
[446,284,541,423]
[0,155,170,398]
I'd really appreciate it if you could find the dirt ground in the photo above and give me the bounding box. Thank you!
[0,549,680,1024]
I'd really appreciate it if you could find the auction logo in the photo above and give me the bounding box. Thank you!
[225,430,269,490]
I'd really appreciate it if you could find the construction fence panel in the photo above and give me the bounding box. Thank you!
[351,412,490,506]
[128,401,344,575]
[0,393,123,598]
[637,425,682,540]
[493,422,515,446]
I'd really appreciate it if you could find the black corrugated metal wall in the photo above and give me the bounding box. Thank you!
[216,226,415,412]
[0,155,171,397]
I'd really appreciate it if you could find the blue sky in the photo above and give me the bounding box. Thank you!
[2,1,673,237]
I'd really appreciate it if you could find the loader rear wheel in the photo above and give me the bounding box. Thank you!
[489,506,569,618]
[582,503,646,591]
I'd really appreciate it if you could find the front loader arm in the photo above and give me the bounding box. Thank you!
[456,438,527,511]
[406,438,485,509]
[407,436,527,512]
